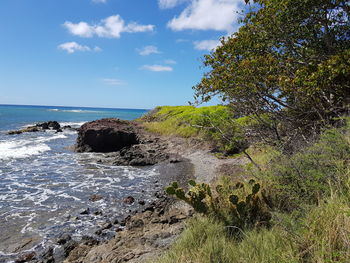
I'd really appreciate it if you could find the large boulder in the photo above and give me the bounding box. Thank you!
[75,118,140,153]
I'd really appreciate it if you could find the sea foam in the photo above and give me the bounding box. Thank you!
[0,140,51,160]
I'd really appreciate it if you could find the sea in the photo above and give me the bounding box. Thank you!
[0,104,161,262]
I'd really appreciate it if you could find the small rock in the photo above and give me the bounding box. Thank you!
[40,247,54,263]
[123,196,135,204]
[15,252,36,263]
[57,233,71,245]
[47,121,60,130]
[63,240,78,257]
[116,227,123,232]
[93,210,103,216]
[8,130,23,135]
[79,208,90,215]
[89,194,103,202]
[101,222,112,230]
[138,200,145,205]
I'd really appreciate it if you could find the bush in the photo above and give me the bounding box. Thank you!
[267,126,350,210]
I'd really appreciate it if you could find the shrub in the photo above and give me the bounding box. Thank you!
[268,126,350,210]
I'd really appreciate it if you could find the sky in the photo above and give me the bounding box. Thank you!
[0,0,246,109]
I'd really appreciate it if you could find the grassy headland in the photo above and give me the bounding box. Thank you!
[140,106,350,263]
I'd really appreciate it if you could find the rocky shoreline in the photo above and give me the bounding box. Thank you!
[9,118,246,263]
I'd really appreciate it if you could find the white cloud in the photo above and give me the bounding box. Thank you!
[63,15,154,38]
[167,0,243,32]
[137,45,161,56]
[141,65,173,72]
[158,0,189,9]
[92,0,107,3]
[93,46,102,52]
[102,78,126,86]
[193,39,221,51]
[164,59,177,64]
[58,42,102,54]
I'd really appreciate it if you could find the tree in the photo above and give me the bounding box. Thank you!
[194,0,350,145]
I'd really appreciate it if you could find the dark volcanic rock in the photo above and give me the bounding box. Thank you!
[15,252,36,263]
[8,121,62,135]
[75,118,140,153]
[36,121,61,130]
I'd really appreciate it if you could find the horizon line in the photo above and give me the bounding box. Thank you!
[0,103,151,111]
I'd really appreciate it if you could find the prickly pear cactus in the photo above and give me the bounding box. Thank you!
[165,180,212,214]
[165,179,271,231]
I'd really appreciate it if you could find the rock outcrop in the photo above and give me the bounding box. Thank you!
[7,121,65,135]
[64,196,193,263]
[75,119,140,153]
[75,118,182,166]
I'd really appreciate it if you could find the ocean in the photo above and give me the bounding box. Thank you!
[0,104,161,262]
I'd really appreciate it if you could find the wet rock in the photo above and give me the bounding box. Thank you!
[101,222,112,230]
[63,240,78,257]
[93,210,103,216]
[123,196,135,204]
[89,194,103,202]
[8,130,23,135]
[81,236,99,246]
[56,233,72,245]
[8,121,62,135]
[138,200,145,205]
[39,246,54,263]
[37,121,60,130]
[15,252,36,263]
[79,208,90,215]
[75,118,140,153]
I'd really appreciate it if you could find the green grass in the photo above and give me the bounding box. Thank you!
[139,105,258,153]
[139,105,232,138]
[153,216,299,263]
[152,119,350,263]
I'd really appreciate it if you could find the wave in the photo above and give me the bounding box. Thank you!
[0,140,51,160]
[47,109,102,113]
[0,134,66,160]
[60,121,86,127]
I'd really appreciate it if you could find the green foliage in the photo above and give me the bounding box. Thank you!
[155,119,350,263]
[300,196,350,262]
[166,179,271,232]
[140,105,256,154]
[194,0,350,139]
[267,126,350,210]
[152,217,299,263]
[139,105,231,138]
[166,181,212,214]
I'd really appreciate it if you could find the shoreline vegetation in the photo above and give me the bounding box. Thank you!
[55,103,349,263]
[9,0,349,262]
[145,107,350,263]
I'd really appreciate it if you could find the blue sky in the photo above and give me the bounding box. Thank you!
[0,0,245,109]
